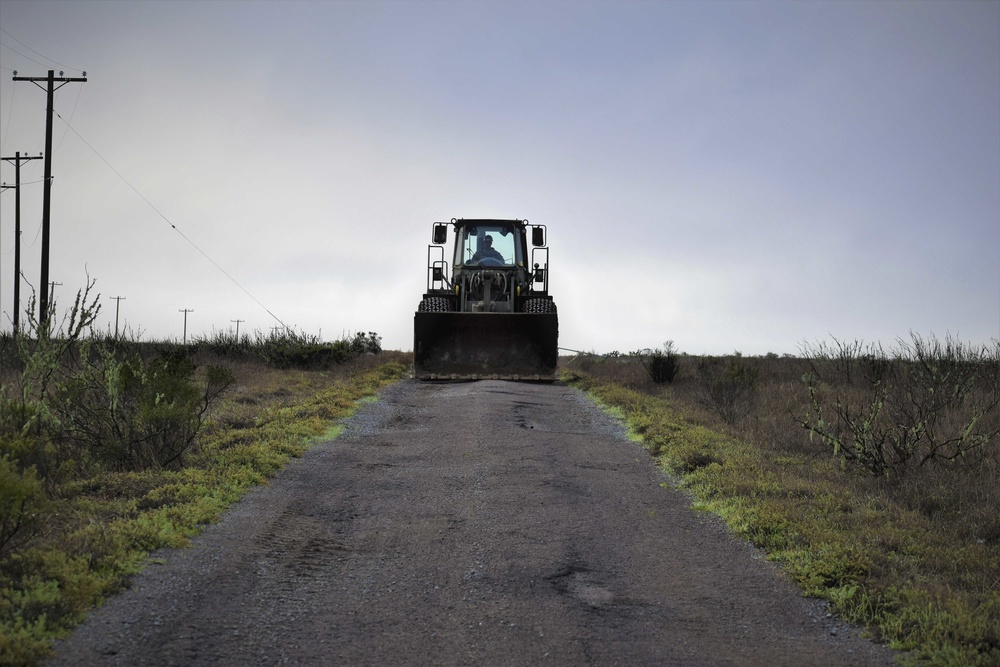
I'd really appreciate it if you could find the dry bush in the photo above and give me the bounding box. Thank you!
[692,353,760,425]
[800,335,1000,476]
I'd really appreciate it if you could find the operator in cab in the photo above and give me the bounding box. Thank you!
[470,235,504,264]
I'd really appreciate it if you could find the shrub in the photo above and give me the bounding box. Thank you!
[694,352,759,424]
[799,334,1000,476]
[2,283,236,480]
[194,329,381,369]
[51,348,234,471]
[0,456,47,557]
[351,331,382,355]
[641,340,680,384]
[13,282,102,428]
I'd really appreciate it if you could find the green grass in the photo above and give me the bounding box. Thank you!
[0,357,408,665]
[562,368,1000,666]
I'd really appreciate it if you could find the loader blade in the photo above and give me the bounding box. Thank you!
[414,312,558,380]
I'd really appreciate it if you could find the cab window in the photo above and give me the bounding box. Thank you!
[459,226,517,266]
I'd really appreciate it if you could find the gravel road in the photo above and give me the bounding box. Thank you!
[48,380,896,666]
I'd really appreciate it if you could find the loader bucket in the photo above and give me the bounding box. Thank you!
[414,312,559,381]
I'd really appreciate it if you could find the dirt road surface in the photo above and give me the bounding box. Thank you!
[49,380,895,666]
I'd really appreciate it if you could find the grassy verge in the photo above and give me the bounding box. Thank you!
[562,367,999,666]
[1,354,408,665]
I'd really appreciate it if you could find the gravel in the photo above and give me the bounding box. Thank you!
[48,380,896,666]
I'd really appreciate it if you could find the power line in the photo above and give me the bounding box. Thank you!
[52,112,291,332]
[0,177,45,187]
[1,26,85,156]
[25,216,43,248]
[0,28,84,72]
[55,84,83,152]
[0,41,54,71]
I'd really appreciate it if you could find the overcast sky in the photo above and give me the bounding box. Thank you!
[1,0,997,355]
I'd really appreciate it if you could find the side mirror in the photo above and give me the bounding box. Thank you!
[531,227,545,247]
[533,264,545,283]
[433,224,447,245]
[432,266,445,282]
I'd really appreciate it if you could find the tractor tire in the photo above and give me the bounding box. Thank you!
[523,298,557,314]
[418,296,452,312]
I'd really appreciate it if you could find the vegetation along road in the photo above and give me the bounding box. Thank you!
[49,379,894,665]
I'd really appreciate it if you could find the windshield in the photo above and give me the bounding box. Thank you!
[457,224,518,267]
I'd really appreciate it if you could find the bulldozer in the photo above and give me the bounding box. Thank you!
[414,218,558,380]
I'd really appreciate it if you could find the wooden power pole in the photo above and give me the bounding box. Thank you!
[109,295,126,338]
[179,308,194,344]
[11,70,87,326]
[1,152,43,333]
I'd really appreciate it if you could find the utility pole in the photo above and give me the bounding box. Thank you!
[11,70,87,326]
[179,308,194,344]
[109,296,125,338]
[231,318,244,340]
[1,152,42,333]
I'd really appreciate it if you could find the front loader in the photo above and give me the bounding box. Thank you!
[414,218,558,380]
